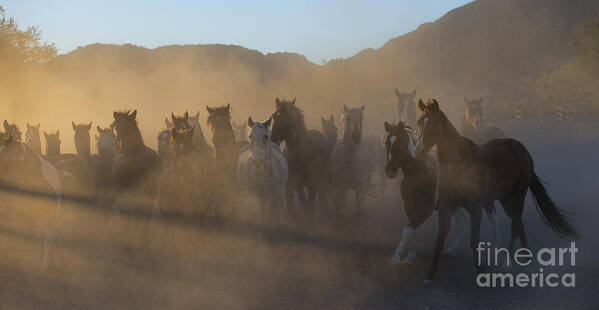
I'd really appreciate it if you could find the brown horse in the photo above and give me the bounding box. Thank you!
[414,98,579,283]
[460,97,505,144]
[270,98,330,210]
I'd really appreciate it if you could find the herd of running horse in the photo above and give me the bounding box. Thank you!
[0,88,579,283]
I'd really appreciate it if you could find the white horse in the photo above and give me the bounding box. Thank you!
[237,116,288,221]
[329,104,374,218]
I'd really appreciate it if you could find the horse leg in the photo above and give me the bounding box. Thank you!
[391,226,415,264]
[512,190,529,249]
[355,186,366,217]
[469,206,483,273]
[425,205,452,283]
[285,177,299,215]
[484,201,501,247]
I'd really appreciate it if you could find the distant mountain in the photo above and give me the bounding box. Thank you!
[6,0,599,148]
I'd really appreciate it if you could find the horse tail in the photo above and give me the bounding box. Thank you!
[529,173,580,240]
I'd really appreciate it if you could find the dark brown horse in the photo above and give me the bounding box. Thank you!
[270,97,330,210]
[206,104,245,215]
[112,110,159,221]
[414,98,579,283]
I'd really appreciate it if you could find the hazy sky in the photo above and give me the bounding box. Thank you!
[3,0,471,63]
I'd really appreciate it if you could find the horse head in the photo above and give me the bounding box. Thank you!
[464,96,484,130]
[270,97,304,145]
[96,124,117,157]
[25,123,41,152]
[171,126,195,157]
[321,114,337,142]
[383,121,415,178]
[171,111,191,130]
[72,121,92,157]
[342,103,365,144]
[415,98,452,158]
[247,116,272,168]
[112,110,142,151]
[394,87,417,126]
[206,104,235,147]
[3,120,22,141]
[44,130,61,156]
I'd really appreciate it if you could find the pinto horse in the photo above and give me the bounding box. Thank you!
[414,98,579,283]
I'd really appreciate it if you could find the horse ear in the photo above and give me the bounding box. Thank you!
[3,120,8,130]
[384,121,392,132]
[225,103,230,110]
[411,87,418,97]
[87,122,92,130]
[430,99,440,111]
[164,118,170,128]
[418,99,426,111]
[27,123,30,128]
[56,130,60,137]
[359,105,366,113]
[292,98,296,105]
[247,116,255,128]
[342,103,349,113]
[275,97,281,106]
[97,126,102,133]
[330,115,334,122]
[130,110,137,119]
[184,111,189,120]
[264,117,272,129]
[394,88,400,98]
[72,121,77,130]
[113,111,118,120]
[206,106,214,113]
